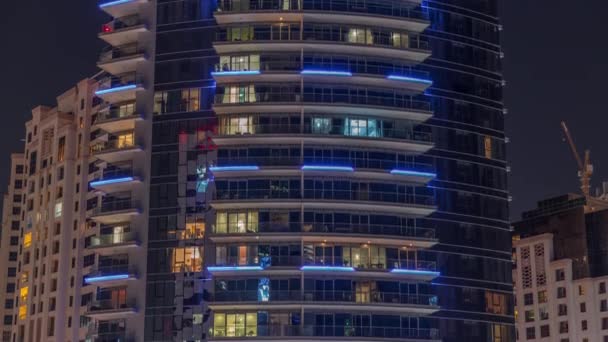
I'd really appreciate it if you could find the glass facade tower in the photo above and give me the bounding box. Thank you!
[0,0,510,341]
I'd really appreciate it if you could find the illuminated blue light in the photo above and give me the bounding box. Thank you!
[85,274,130,284]
[390,169,436,178]
[211,70,261,76]
[95,84,137,96]
[390,269,440,276]
[210,166,259,172]
[90,177,135,187]
[100,0,135,8]
[387,75,433,85]
[301,70,352,77]
[300,265,355,272]
[301,165,354,172]
[208,266,264,272]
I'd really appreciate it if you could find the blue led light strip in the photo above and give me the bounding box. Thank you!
[390,269,440,276]
[211,70,261,76]
[208,266,264,272]
[390,169,436,178]
[300,265,355,272]
[301,165,354,172]
[90,177,135,187]
[301,70,352,77]
[387,75,433,85]
[95,84,137,96]
[210,166,259,172]
[84,274,131,284]
[100,0,135,8]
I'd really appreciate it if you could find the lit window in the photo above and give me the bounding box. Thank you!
[345,118,380,137]
[484,136,492,158]
[117,133,134,148]
[223,116,253,135]
[172,247,203,273]
[54,202,63,218]
[18,305,26,320]
[215,211,258,234]
[214,313,257,337]
[19,287,28,303]
[312,118,331,134]
[23,232,32,248]
[182,219,205,240]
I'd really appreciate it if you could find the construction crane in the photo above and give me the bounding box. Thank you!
[561,121,593,200]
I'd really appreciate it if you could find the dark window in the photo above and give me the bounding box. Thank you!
[83,254,95,267]
[556,269,565,281]
[15,165,24,174]
[540,325,549,338]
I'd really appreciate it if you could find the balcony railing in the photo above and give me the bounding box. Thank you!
[215,23,429,51]
[216,0,429,22]
[218,124,432,143]
[93,200,140,216]
[216,189,435,206]
[213,58,430,81]
[212,222,435,240]
[211,325,439,339]
[101,15,144,33]
[99,44,145,63]
[217,256,302,268]
[217,156,434,174]
[92,139,139,154]
[212,290,437,306]
[97,73,141,93]
[215,92,431,112]
[88,298,136,312]
[90,232,138,248]
[214,257,436,272]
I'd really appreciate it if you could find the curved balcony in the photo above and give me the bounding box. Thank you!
[94,105,142,134]
[95,73,144,104]
[210,257,438,280]
[214,92,433,123]
[98,44,147,75]
[84,265,138,286]
[212,70,431,94]
[218,156,434,178]
[213,188,435,216]
[91,200,141,224]
[215,0,429,32]
[86,299,137,319]
[92,139,143,164]
[210,291,438,314]
[214,23,430,62]
[87,232,140,253]
[209,325,440,341]
[90,168,141,192]
[100,15,148,46]
[99,0,148,18]
[214,123,433,153]
[210,224,437,248]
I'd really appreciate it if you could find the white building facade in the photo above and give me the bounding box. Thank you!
[514,233,608,342]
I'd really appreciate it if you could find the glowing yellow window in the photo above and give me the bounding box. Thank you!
[117,133,134,148]
[19,287,28,303]
[23,232,32,248]
[18,305,26,320]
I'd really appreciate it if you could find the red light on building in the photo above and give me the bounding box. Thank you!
[102,25,112,33]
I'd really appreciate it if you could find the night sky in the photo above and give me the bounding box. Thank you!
[1,0,607,219]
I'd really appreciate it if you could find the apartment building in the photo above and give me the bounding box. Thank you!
[513,194,608,342]
[0,154,25,342]
[0,0,512,341]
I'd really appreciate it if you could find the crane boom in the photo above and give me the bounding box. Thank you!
[561,121,592,201]
[561,121,584,170]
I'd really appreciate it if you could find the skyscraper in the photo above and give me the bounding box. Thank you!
[0,0,512,341]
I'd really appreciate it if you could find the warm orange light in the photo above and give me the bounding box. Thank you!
[23,232,32,248]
